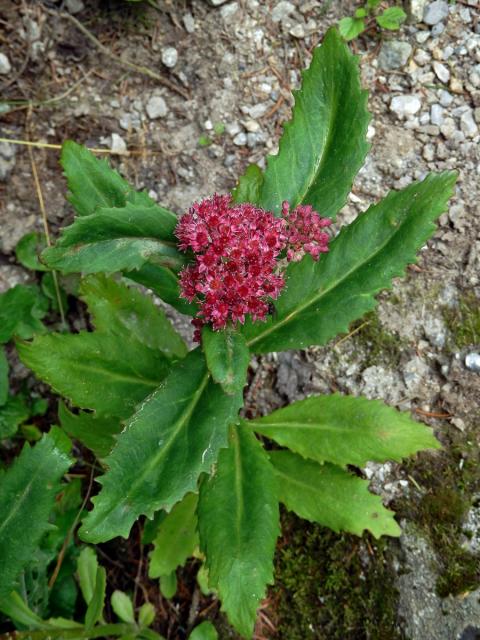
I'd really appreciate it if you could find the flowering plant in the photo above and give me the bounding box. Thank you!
[6,28,456,639]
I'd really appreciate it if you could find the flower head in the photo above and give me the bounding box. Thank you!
[176,194,331,339]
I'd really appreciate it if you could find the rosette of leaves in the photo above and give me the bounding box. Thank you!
[17,28,456,640]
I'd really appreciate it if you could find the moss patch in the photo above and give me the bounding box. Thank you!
[350,310,407,367]
[272,512,401,640]
[443,293,480,348]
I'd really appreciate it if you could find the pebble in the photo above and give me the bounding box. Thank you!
[390,95,422,118]
[243,119,260,132]
[225,121,241,136]
[416,31,430,44]
[0,141,16,181]
[183,13,195,33]
[289,23,305,38]
[0,52,11,74]
[233,132,247,146]
[433,60,450,83]
[221,2,239,19]
[460,109,478,138]
[378,41,412,70]
[423,143,435,161]
[110,133,127,154]
[465,353,480,373]
[64,0,84,13]
[449,77,463,94]
[408,0,429,22]
[423,1,449,26]
[146,96,168,119]
[414,49,430,66]
[208,0,229,5]
[430,103,444,125]
[440,117,457,138]
[161,47,178,68]
[271,1,295,22]
[438,89,453,107]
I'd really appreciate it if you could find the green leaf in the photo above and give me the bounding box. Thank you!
[0,284,49,343]
[138,602,155,627]
[231,164,264,205]
[354,8,367,18]
[246,393,439,467]
[77,546,99,606]
[198,428,279,638]
[16,232,49,271]
[159,572,177,599]
[243,172,457,353]
[0,346,7,406]
[367,0,382,8]
[0,433,72,599]
[80,275,187,358]
[257,28,370,218]
[0,394,30,439]
[0,591,54,630]
[202,327,250,395]
[338,17,366,40]
[271,450,401,538]
[61,140,161,216]
[126,263,196,316]
[189,621,218,640]
[42,203,184,275]
[149,493,198,578]
[376,7,407,30]
[79,349,242,543]
[59,403,120,458]
[111,590,135,623]
[41,272,68,313]
[85,566,106,630]
[18,331,171,418]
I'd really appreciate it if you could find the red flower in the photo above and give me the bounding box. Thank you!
[176,194,331,338]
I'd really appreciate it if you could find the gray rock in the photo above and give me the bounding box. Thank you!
[460,109,479,138]
[390,95,422,118]
[403,356,431,394]
[161,47,178,68]
[378,41,413,70]
[233,132,247,146]
[221,2,239,19]
[183,13,195,33]
[414,48,430,66]
[0,52,11,75]
[433,60,450,83]
[0,141,16,181]
[65,0,84,13]
[146,96,168,119]
[110,133,127,154]
[423,1,449,26]
[289,23,306,38]
[465,353,480,372]
[438,89,453,107]
[431,22,445,36]
[423,315,447,348]
[271,1,295,22]
[407,0,429,22]
[430,103,444,125]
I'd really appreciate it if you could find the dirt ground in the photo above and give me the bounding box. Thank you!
[0,0,480,638]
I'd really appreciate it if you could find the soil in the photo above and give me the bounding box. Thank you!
[0,0,479,638]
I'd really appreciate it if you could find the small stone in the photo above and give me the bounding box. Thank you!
[422,143,435,161]
[465,353,480,373]
[440,117,457,138]
[161,47,178,68]
[220,2,239,19]
[0,141,16,181]
[225,121,241,136]
[289,23,305,38]
[390,95,422,118]
[423,0,449,26]
[414,49,430,66]
[438,89,453,106]
[430,103,444,125]
[243,119,260,132]
[460,109,479,138]
[183,13,195,33]
[431,22,444,36]
[0,52,11,75]
[233,132,247,146]
[271,1,295,22]
[449,77,463,94]
[110,133,127,154]
[65,0,84,13]
[378,41,413,70]
[416,31,430,44]
[146,95,168,119]
[208,0,229,5]
[433,60,450,83]
[408,0,429,21]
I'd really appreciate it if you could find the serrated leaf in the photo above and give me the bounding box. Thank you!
[376,7,407,30]
[189,621,218,640]
[0,394,30,440]
[0,284,49,344]
[338,17,366,40]
[202,327,250,395]
[231,164,264,205]
[0,433,72,599]
[126,263,196,316]
[271,450,401,538]
[0,346,7,406]
[246,393,439,467]
[149,493,198,578]
[79,349,242,543]
[243,172,457,353]
[198,428,279,638]
[85,566,106,630]
[18,332,170,418]
[256,28,370,218]
[61,140,161,216]
[16,232,49,271]
[111,590,135,623]
[77,547,99,607]
[80,275,186,358]
[59,403,120,458]
[42,203,184,275]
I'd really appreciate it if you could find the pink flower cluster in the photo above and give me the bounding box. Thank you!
[176,194,331,337]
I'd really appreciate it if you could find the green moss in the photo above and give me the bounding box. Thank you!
[272,512,401,640]
[443,293,480,348]
[351,310,406,367]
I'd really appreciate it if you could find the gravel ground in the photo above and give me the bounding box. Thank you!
[0,0,479,638]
